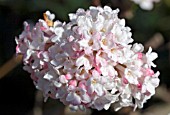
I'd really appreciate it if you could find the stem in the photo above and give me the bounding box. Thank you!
[0,54,22,79]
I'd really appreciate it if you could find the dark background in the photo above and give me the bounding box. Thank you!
[0,0,170,115]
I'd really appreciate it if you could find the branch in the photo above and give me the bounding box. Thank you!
[0,54,22,79]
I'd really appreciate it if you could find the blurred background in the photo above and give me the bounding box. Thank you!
[0,0,170,115]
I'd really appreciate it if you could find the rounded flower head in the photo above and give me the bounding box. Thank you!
[16,6,160,111]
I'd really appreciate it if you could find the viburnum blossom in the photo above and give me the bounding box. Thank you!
[131,0,160,10]
[15,6,160,111]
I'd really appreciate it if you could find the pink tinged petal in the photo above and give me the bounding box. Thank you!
[144,91,151,96]
[78,83,86,90]
[69,80,77,87]
[123,77,128,84]
[66,92,81,105]
[59,75,68,83]
[23,21,30,31]
[146,68,154,76]
[40,26,47,31]
[137,52,143,59]
[72,43,80,51]
[74,51,84,58]
[68,35,75,42]
[37,51,43,58]
[16,45,20,53]
[95,66,101,74]
[65,74,72,80]
[137,83,142,89]
[68,85,76,91]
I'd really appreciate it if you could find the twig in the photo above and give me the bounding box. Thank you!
[144,33,164,50]
[0,54,22,79]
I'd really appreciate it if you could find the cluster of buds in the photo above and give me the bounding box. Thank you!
[131,0,160,10]
[15,6,159,111]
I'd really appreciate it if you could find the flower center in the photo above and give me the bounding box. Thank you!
[92,79,97,84]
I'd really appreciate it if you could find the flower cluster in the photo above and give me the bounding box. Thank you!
[15,6,160,111]
[131,0,160,10]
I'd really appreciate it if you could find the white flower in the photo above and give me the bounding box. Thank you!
[87,77,105,96]
[16,6,160,111]
[51,27,64,42]
[45,11,55,21]
[141,71,160,95]
[94,93,119,110]
[76,55,92,71]
[145,47,158,67]
[66,88,91,105]
[132,43,144,53]
[131,0,160,10]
